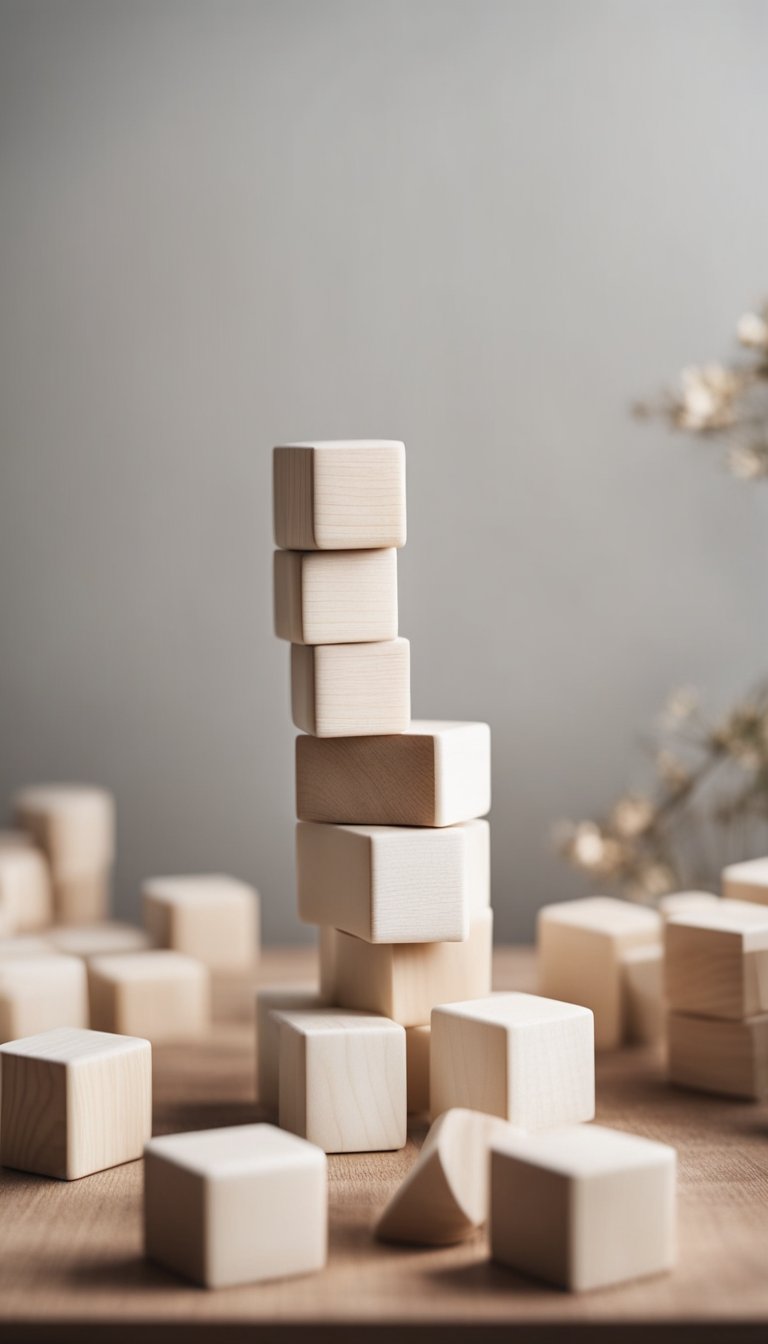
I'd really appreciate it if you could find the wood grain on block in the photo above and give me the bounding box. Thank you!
[52,870,110,925]
[667,1010,768,1098]
[89,951,210,1043]
[273,441,406,551]
[406,1025,430,1115]
[490,1123,676,1291]
[142,875,259,971]
[14,785,114,879]
[622,945,664,1045]
[296,721,491,827]
[723,858,768,906]
[274,548,398,645]
[0,845,52,933]
[291,639,410,738]
[0,1026,151,1179]
[659,891,719,923]
[144,1123,326,1288]
[256,985,320,1115]
[48,922,152,961]
[274,1008,406,1153]
[0,954,88,1042]
[376,1108,513,1246]
[537,897,661,1049]
[430,992,595,1128]
[328,909,493,1026]
[665,900,768,1019]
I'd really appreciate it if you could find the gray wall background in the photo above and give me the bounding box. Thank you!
[1,0,767,943]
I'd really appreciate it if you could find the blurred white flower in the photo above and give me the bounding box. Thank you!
[676,364,740,431]
[737,311,768,351]
[727,442,768,480]
[662,686,699,727]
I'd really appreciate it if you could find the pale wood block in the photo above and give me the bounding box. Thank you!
[0,935,54,958]
[48,922,152,961]
[273,441,406,551]
[328,909,493,1026]
[142,875,259,971]
[145,1123,326,1288]
[296,721,491,827]
[622,945,664,1045]
[291,638,410,738]
[430,992,595,1128]
[490,1123,676,1291]
[406,1025,431,1115]
[0,1026,151,1179]
[256,985,321,1115]
[0,845,52,933]
[537,896,661,1049]
[0,955,88,1042]
[659,890,720,923]
[89,951,210,1043]
[665,900,768,1019]
[723,858,768,906]
[52,870,110,925]
[274,548,398,645]
[274,1007,406,1153]
[667,1010,768,1098]
[14,785,115,879]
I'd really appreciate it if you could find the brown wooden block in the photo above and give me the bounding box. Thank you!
[0,954,88,1042]
[142,875,259,971]
[274,548,398,645]
[665,900,768,1019]
[89,951,210,1043]
[622,945,664,1045]
[723,858,768,906]
[405,1025,430,1115]
[667,1010,768,1098]
[255,985,321,1115]
[273,441,406,551]
[52,871,110,925]
[291,638,410,737]
[48,922,152,961]
[0,845,52,933]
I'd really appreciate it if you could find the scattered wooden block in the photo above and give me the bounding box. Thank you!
[0,935,54,959]
[51,871,110,925]
[0,1026,151,1179]
[659,891,720,922]
[274,1007,406,1153]
[405,1025,431,1115]
[291,638,410,738]
[0,955,88,1042]
[430,992,595,1127]
[48,922,152,961]
[667,1010,768,1098]
[622,945,664,1045]
[537,896,661,1049]
[318,926,338,1002]
[256,985,321,1115]
[0,845,52,933]
[273,441,406,551]
[665,900,768,1019]
[88,951,210,1043]
[723,858,768,906]
[296,721,491,827]
[142,875,260,971]
[274,548,398,645]
[13,784,114,879]
[144,1123,326,1288]
[489,1123,676,1291]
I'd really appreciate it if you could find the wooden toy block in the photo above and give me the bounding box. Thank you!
[489,1123,676,1291]
[48,922,152,961]
[622,944,664,1045]
[256,985,321,1114]
[274,1007,407,1153]
[0,1026,151,1179]
[291,638,410,738]
[659,890,720,923]
[0,954,88,1042]
[296,721,491,827]
[273,440,406,551]
[318,925,338,1001]
[0,935,54,959]
[0,829,37,850]
[537,896,661,1049]
[0,844,52,933]
[274,548,398,645]
[667,1010,768,1098]
[51,870,110,925]
[144,1123,326,1288]
[88,950,210,1043]
[142,875,259,971]
[665,900,768,1019]
[376,1108,513,1246]
[13,784,114,879]
[723,857,768,906]
[406,1025,431,1114]
[327,908,493,1026]
[430,992,595,1127]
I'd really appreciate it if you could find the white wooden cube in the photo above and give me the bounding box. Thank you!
[622,945,664,1045]
[273,440,406,551]
[659,891,719,923]
[0,845,52,933]
[723,858,768,906]
[142,875,259,971]
[256,985,321,1114]
[89,950,210,1043]
[291,638,410,738]
[274,548,398,645]
[667,1010,768,1098]
[665,900,768,1019]
[0,954,88,1042]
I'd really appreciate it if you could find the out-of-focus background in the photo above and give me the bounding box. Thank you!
[1,0,767,942]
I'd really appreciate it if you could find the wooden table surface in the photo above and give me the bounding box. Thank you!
[2,945,768,1344]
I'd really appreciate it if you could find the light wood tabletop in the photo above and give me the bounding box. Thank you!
[1,945,767,1343]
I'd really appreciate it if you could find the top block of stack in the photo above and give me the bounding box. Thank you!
[273,442,406,551]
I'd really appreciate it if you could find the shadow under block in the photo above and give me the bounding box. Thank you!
[291,638,410,738]
[0,954,88,1042]
[489,1124,676,1292]
[622,944,664,1045]
[273,441,406,551]
[405,1025,430,1114]
[723,857,768,905]
[274,548,398,645]
[326,909,493,1026]
[88,951,210,1043]
[664,900,768,1019]
[296,721,491,827]
[144,1123,327,1288]
[667,1010,768,1098]
[430,992,595,1128]
[0,1026,151,1179]
[256,985,321,1114]
[537,896,661,1049]
[0,845,52,933]
[274,1008,407,1153]
[142,875,260,972]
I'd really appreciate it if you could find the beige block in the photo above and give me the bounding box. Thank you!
[256,985,320,1115]
[142,875,259,971]
[659,890,720,923]
[296,721,491,827]
[273,441,406,551]
[0,1026,151,1179]
[291,639,410,738]
[52,870,110,925]
[537,897,661,1049]
[490,1123,676,1291]
[723,858,768,906]
[274,548,398,645]
[89,951,210,1043]
[274,1007,406,1153]
[0,935,54,959]
[48,922,152,961]
[0,955,88,1042]
[329,909,493,1026]
[0,846,52,933]
[667,1010,768,1098]
[14,785,115,879]
[406,1025,431,1115]
[622,945,664,1045]
[665,900,768,1019]
[431,992,595,1128]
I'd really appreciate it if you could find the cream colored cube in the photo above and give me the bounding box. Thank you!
[0,845,52,933]
[406,1025,431,1114]
[667,1011,768,1098]
[622,945,664,1045]
[256,985,321,1115]
[723,858,768,906]
[89,950,210,1043]
[291,639,410,738]
[14,784,114,878]
[142,875,259,971]
[665,900,768,1019]
[0,954,88,1042]
[273,441,406,551]
[274,548,398,645]
[48,922,152,961]
[659,890,719,923]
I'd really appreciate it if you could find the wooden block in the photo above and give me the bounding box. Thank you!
[328,908,493,1026]
[51,870,110,925]
[667,1010,768,1098]
[318,926,338,1001]
[142,875,259,971]
[0,1026,151,1179]
[0,845,52,933]
[89,951,210,1043]
[723,858,768,906]
[376,1108,513,1246]
[0,829,37,850]
[622,945,664,1045]
[274,548,398,645]
[274,1007,406,1153]
[490,1123,676,1291]
[144,1123,326,1288]
[0,954,88,1042]
[14,785,114,879]
[48,922,152,961]
[430,992,595,1127]
[0,935,54,959]
[537,897,661,1049]
[291,638,410,738]
[296,720,491,827]
[406,1025,431,1115]
[256,985,321,1115]
[665,900,768,1019]
[659,891,720,923]
[273,441,406,551]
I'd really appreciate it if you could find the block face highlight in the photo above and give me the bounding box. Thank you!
[667,1011,768,1098]
[0,955,88,1042]
[664,900,768,1019]
[256,985,320,1114]
[291,639,410,737]
[142,875,259,971]
[723,858,768,906]
[274,549,398,645]
[273,441,406,551]
[88,951,210,1042]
